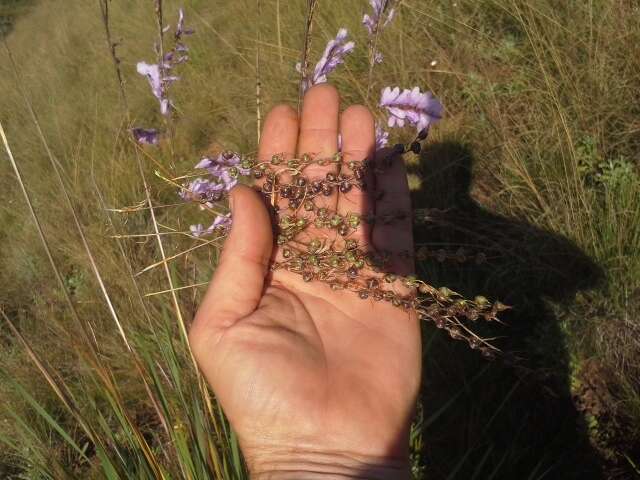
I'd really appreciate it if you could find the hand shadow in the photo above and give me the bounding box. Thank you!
[409,141,606,479]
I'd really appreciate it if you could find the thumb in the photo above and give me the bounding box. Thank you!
[193,184,273,332]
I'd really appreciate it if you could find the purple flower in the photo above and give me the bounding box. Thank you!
[180,178,225,203]
[132,127,160,145]
[380,86,443,132]
[193,151,249,192]
[375,124,389,150]
[136,62,172,115]
[363,0,396,36]
[297,28,355,92]
[176,9,194,39]
[190,213,232,237]
[137,9,192,116]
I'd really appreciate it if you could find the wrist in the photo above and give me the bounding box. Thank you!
[246,447,411,480]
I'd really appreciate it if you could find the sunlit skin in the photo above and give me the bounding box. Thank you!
[189,84,421,479]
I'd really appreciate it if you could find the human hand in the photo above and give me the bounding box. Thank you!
[189,85,421,479]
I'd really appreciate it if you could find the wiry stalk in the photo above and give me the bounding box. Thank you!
[90,140,171,439]
[131,144,227,478]
[276,0,283,65]
[256,0,262,142]
[98,0,129,115]
[297,0,319,111]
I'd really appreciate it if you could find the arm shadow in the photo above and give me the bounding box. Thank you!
[410,140,606,479]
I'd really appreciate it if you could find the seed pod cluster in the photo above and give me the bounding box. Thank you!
[180,131,505,357]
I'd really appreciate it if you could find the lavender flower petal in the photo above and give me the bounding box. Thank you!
[380,86,443,132]
[300,28,355,92]
[375,124,389,150]
[362,0,396,36]
[132,127,160,145]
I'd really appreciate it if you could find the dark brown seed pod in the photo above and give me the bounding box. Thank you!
[339,181,352,193]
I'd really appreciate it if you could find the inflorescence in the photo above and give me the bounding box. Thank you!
[177,129,506,358]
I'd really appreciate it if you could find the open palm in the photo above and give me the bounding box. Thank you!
[189,85,421,478]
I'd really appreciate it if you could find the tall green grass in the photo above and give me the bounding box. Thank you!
[1,0,638,478]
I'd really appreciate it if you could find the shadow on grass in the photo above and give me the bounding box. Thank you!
[411,141,605,479]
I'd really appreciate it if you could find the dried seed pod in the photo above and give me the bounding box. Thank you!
[339,181,352,193]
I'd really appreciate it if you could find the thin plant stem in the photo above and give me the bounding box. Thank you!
[298,0,319,111]
[98,0,129,115]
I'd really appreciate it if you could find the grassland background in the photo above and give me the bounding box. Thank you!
[0,0,639,478]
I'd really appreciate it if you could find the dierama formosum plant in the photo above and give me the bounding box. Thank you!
[133,5,506,357]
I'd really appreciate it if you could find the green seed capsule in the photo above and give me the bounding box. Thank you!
[345,250,357,262]
[309,239,321,252]
[404,275,418,287]
[296,218,307,228]
[354,259,365,269]
[228,166,239,178]
[330,215,343,227]
[474,295,489,306]
[438,287,453,298]
[279,215,291,226]
[304,200,315,211]
[348,214,361,228]
[271,154,282,165]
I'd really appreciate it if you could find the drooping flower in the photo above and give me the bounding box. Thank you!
[132,127,160,145]
[380,86,443,132]
[179,177,225,203]
[136,62,172,115]
[137,9,192,115]
[297,28,355,92]
[190,213,232,237]
[375,124,389,150]
[194,151,250,192]
[363,0,396,36]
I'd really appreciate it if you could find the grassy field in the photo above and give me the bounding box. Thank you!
[1,0,639,478]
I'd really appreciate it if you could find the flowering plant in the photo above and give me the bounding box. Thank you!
[131,5,505,357]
